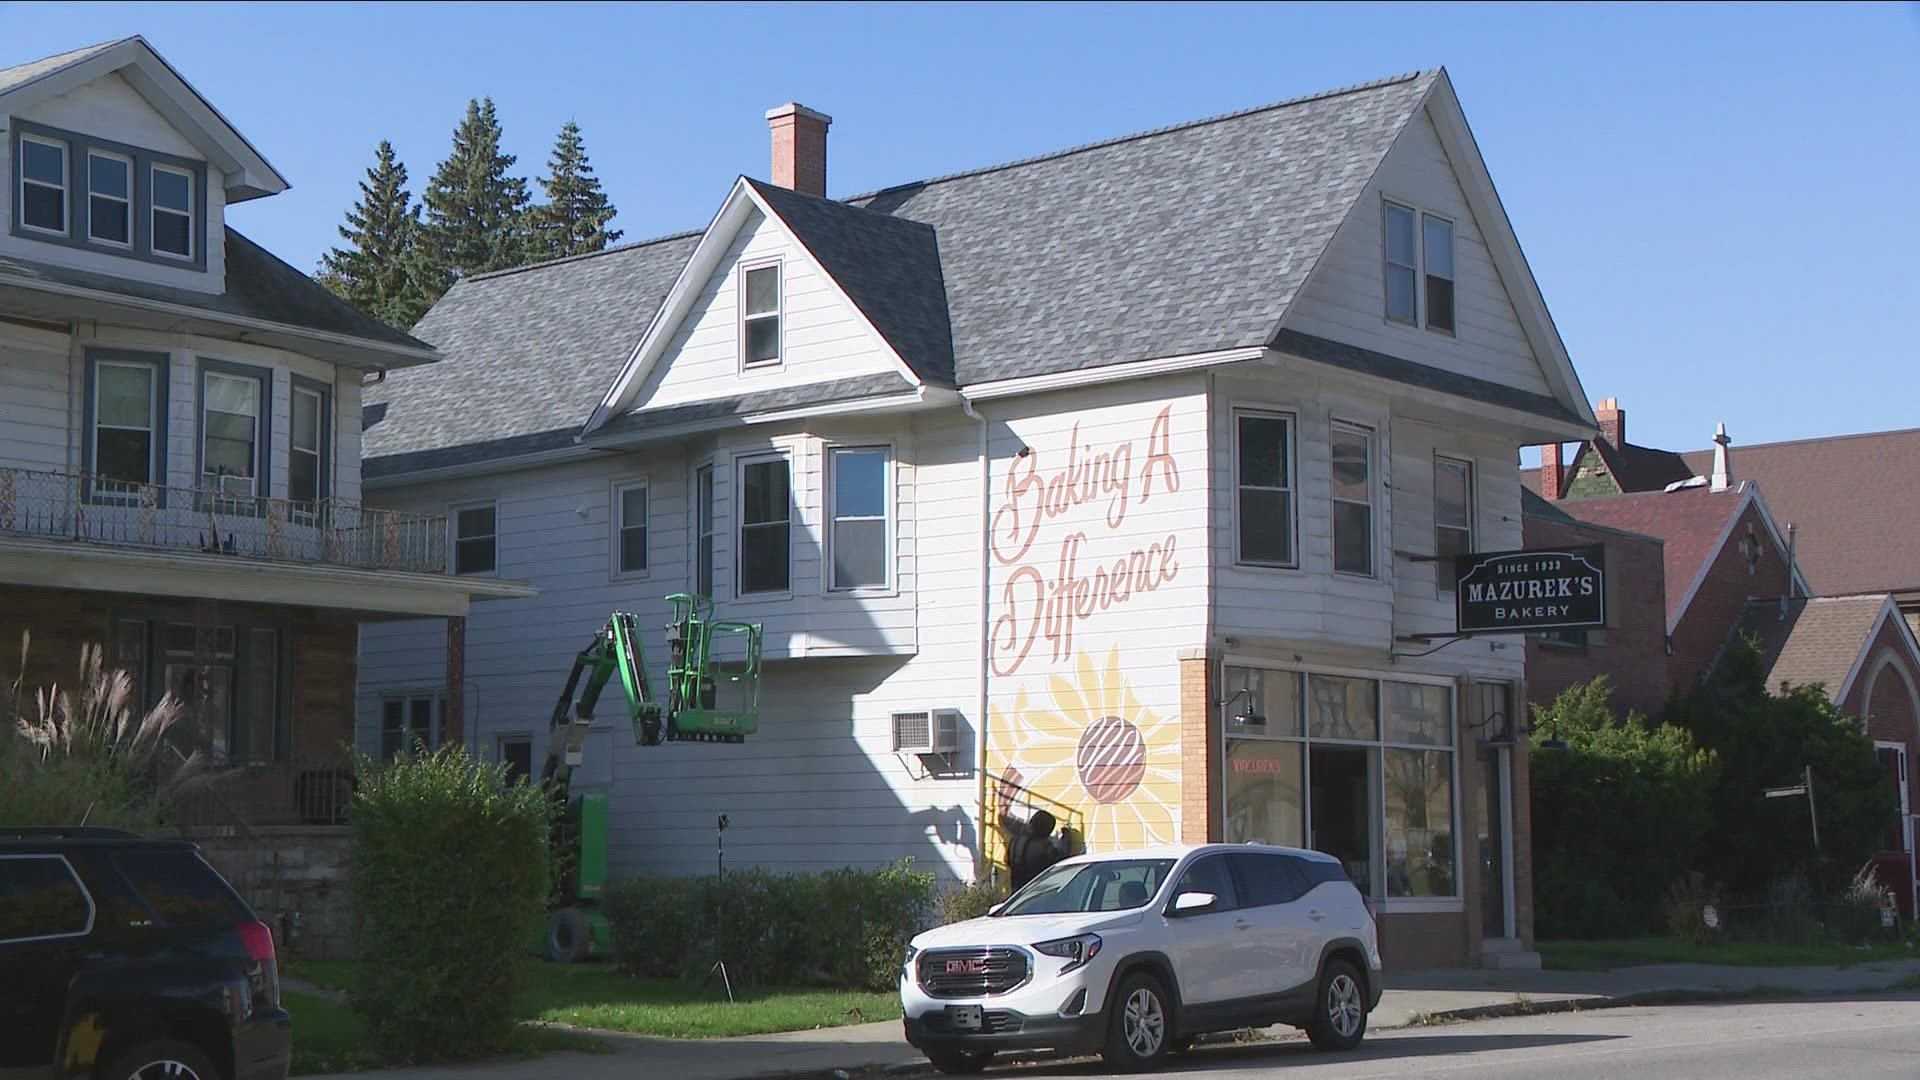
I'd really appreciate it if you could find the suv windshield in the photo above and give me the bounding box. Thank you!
[997,858,1176,916]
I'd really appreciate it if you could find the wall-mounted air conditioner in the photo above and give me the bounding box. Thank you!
[892,709,961,755]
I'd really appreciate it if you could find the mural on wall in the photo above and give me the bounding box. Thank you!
[984,399,1205,862]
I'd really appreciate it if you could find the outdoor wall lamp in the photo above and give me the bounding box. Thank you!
[1217,687,1266,728]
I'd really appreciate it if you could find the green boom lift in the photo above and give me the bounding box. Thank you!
[537,593,763,962]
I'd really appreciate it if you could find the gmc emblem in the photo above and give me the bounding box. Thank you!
[946,958,988,975]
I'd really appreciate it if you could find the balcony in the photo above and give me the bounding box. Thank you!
[0,466,447,575]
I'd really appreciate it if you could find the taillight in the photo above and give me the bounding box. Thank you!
[236,920,279,1004]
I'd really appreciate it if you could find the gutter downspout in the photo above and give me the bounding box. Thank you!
[963,395,992,883]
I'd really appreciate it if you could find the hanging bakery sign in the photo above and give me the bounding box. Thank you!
[1454,545,1606,634]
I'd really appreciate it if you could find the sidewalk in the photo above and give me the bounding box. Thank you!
[297,958,1920,1080]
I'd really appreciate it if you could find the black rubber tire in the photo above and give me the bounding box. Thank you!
[924,1047,995,1074]
[1305,958,1368,1052]
[1102,970,1174,1071]
[98,1040,220,1080]
[547,907,590,964]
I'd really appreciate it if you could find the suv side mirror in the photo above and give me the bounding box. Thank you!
[1170,891,1217,916]
[986,901,1006,917]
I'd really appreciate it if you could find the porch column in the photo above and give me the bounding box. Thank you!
[444,615,466,749]
[194,598,219,756]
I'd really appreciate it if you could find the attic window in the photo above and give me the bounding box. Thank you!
[151,165,194,259]
[741,263,782,368]
[19,135,69,235]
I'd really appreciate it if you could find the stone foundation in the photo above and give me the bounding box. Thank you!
[187,826,354,959]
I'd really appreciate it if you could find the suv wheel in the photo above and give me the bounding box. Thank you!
[1305,959,1368,1051]
[1103,971,1174,1071]
[101,1040,220,1080]
[924,1047,994,1074]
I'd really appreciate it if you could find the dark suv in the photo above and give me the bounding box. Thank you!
[0,828,291,1080]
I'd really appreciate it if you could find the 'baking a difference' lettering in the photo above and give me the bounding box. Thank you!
[990,406,1182,676]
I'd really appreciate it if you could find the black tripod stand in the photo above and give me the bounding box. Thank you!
[705,813,735,1003]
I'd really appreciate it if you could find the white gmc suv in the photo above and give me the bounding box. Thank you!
[900,843,1382,1073]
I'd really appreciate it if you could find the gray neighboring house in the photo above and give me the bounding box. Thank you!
[360,71,1596,969]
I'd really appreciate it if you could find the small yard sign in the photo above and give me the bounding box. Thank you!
[1454,546,1606,634]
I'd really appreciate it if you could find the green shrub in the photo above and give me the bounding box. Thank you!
[603,859,936,992]
[934,877,1009,927]
[1663,872,1723,946]
[347,746,552,1062]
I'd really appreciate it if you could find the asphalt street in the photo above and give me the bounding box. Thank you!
[979,995,1920,1078]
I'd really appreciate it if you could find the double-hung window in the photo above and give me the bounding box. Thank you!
[89,352,166,495]
[829,447,890,590]
[1383,199,1457,335]
[151,164,194,259]
[86,151,132,247]
[1331,422,1374,576]
[737,455,791,595]
[19,134,68,235]
[380,693,445,760]
[1235,411,1295,567]
[1434,456,1474,576]
[695,465,716,596]
[290,379,330,509]
[200,365,268,499]
[614,481,648,576]
[741,263,782,368]
[452,502,497,575]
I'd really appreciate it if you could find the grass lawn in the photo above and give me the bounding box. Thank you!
[287,958,902,1040]
[284,990,604,1076]
[1539,936,1920,971]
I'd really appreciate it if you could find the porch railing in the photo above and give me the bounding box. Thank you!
[0,467,447,574]
[171,756,355,828]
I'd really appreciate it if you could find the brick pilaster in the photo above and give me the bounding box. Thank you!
[1179,650,1219,844]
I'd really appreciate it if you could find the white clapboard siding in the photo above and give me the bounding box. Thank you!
[1386,418,1526,646]
[630,209,905,411]
[1282,106,1550,396]
[334,376,362,504]
[2,72,227,292]
[0,336,73,471]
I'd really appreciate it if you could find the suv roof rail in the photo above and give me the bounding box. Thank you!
[0,826,141,840]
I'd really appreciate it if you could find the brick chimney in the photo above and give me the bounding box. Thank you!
[1538,443,1565,500]
[767,103,831,197]
[1595,397,1625,449]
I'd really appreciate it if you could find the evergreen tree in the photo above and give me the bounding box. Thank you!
[526,120,622,262]
[420,97,532,286]
[318,141,433,329]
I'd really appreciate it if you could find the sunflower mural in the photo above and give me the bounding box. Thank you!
[988,646,1182,857]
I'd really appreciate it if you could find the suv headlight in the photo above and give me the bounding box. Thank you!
[1034,933,1102,974]
[902,943,919,976]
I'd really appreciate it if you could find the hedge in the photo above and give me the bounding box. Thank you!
[347,746,553,1061]
[603,859,935,991]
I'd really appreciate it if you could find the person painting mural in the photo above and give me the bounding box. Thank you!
[1006,810,1065,891]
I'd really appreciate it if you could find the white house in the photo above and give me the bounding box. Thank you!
[359,73,1596,968]
[0,37,530,954]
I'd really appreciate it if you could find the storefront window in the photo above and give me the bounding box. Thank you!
[1224,664,1458,902]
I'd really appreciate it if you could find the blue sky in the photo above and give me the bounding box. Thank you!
[4,2,1915,454]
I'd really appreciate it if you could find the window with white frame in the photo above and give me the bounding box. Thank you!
[452,503,497,575]
[151,164,194,259]
[1434,456,1474,577]
[92,359,161,491]
[86,150,132,247]
[20,134,69,235]
[737,455,791,594]
[829,447,890,590]
[741,263,781,368]
[290,382,328,508]
[381,693,445,760]
[1235,411,1295,567]
[695,464,716,596]
[1384,201,1417,324]
[201,369,264,496]
[1423,214,1455,334]
[1331,422,1374,576]
[614,481,648,575]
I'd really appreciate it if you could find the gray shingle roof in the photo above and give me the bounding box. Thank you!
[0,38,125,96]
[593,373,917,440]
[1738,595,1888,700]
[365,71,1442,472]
[746,178,955,385]
[361,231,701,462]
[0,228,431,364]
[1273,329,1582,426]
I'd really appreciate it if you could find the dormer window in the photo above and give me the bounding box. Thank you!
[11,122,205,269]
[19,135,68,235]
[741,262,782,368]
[87,151,133,247]
[152,165,194,259]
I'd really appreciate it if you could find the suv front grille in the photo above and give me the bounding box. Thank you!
[917,947,1029,998]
